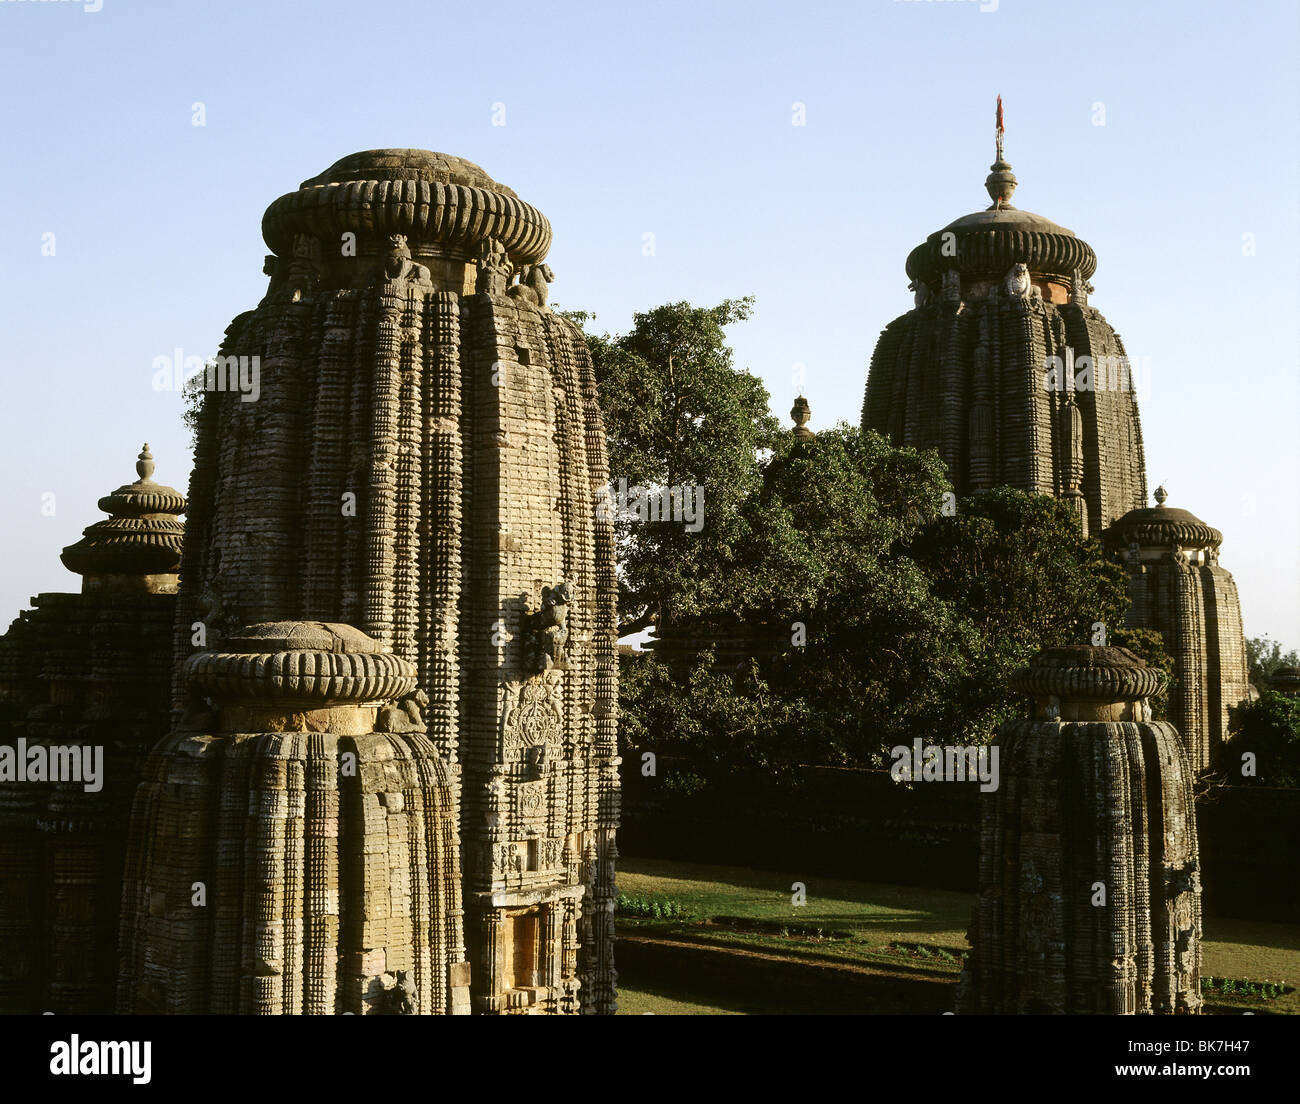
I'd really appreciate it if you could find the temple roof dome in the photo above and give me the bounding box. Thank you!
[906,203,1098,289]
[299,149,514,194]
[60,444,186,580]
[262,148,552,264]
[940,207,1077,236]
[1103,487,1224,550]
[1011,645,1166,703]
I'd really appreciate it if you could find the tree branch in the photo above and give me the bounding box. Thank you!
[618,608,658,639]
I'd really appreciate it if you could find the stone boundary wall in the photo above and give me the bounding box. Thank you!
[620,758,1300,923]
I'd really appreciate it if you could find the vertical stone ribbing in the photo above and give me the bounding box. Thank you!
[937,306,970,476]
[364,285,403,647]
[863,293,1147,532]
[302,294,359,620]
[390,289,425,661]
[303,731,340,1014]
[422,291,463,765]
[1105,498,1252,774]
[960,647,1202,1015]
[131,150,616,1016]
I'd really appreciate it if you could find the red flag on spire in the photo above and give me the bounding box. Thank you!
[996,94,1004,136]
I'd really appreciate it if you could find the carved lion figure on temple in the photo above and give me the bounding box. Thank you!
[525,581,572,672]
[1003,262,1033,299]
[378,234,432,286]
[507,263,555,311]
[377,688,430,733]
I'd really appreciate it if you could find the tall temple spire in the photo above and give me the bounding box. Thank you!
[985,95,1018,209]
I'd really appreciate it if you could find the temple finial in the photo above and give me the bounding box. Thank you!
[136,443,156,483]
[791,395,813,441]
[1154,484,1168,507]
[985,95,1018,210]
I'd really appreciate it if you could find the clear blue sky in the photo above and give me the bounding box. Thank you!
[1,0,1296,649]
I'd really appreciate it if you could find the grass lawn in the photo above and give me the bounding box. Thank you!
[615,855,1300,1015]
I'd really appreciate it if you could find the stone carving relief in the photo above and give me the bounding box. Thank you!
[518,780,545,820]
[499,842,523,874]
[474,237,512,295]
[524,742,549,779]
[941,268,961,303]
[287,233,323,301]
[375,233,432,287]
[1070,267,1095,305]
[501,675,564,753]
[377,688,429,733]
[1003,262,1035,300]
[262,254,285,297]
[376,970,418,1015]
[507,263,555,311]
[522,582,572,673]
[1018,861,1051,954]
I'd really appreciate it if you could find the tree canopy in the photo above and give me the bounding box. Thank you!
[573,299,781,637]
[1246,636,1300,687]
[582,297,1151,775]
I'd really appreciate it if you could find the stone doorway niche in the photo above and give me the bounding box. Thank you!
[504,907,541,991]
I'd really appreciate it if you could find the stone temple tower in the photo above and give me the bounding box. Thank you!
[862,102,1147,537]
[1102,487,1251,774]
[959,646,1202,1015]
[0,446,183,1013]
[117,150,619,1014]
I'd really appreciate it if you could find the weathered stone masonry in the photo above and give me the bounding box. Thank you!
[117,150,619,1014]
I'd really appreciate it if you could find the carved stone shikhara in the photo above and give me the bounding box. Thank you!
[959,646,1202,1015]
[863,111,1250,796]
[0,449,185,1012]
[117,149,619,1015]
[1101,488,1251,773]
[117,621,470,1015]
[862,147,1146,538]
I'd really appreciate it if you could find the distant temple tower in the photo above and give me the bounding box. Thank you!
[0,447,183,1012]
[1269,666,1300,698]
[116,150,619,1014]
[862,99,1147,537]
[1101,487,1251,773]
[960,646,1202,1014]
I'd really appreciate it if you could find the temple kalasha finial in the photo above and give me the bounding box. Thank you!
[136,443,155,482]
[791,395,813,440]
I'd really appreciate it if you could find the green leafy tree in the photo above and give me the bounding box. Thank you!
[573,299,781,637]
[904,487,1132,740]
[1222,691,1300,787]
[589,299,1138,776]
[1246,636,1300,686]
[619,426,1134,774]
